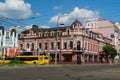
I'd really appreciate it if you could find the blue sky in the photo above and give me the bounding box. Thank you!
[0,0,120,31]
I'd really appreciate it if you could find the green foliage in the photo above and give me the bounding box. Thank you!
[6,60,26,66]
[8,60,25,64]
[103,45,117,57]
[0,60,27,67]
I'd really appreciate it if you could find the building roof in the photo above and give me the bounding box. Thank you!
[21,19,83,34]
[71,19,82,27]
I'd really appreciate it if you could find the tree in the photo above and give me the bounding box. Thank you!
[103,45,117,63]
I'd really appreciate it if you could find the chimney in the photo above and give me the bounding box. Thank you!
[0,26,4,30]
[60,23,64,27]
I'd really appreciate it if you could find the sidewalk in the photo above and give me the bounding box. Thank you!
[49,62,120,66]
[0,62,120,69]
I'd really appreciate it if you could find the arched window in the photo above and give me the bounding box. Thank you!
[45,43,48,50]
[67,30,70,35]
[20,44,23,50]
[70,41,73,49]
[31,43,34,51]
[77,41,81,50]
[64,42,67,49]
[52,32,54,36]
[39,43,42,48]
[27,43,29,48]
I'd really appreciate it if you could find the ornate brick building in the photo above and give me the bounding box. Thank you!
[19,20,112,64]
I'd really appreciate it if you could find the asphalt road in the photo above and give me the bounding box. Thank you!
[0,64,120,80]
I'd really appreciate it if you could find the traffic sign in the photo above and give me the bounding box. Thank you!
[110,34,115,38]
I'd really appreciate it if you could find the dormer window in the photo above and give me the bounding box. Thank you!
[71,19,82,28]
[88,23,90,26]
[67,30,70,35]
[51,32,54,37]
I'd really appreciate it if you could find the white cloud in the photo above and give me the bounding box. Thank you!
[35,12,41,16]
[49,7,100,24]
[0,0,32,19]
[10,24,50,33]
[49,13,69,23]
[53,5,62,10]
[39,25,50,28]
[25,25,32,29]
[10,25,27,32]
[25,24,50,29]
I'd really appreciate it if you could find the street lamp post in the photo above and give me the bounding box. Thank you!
[82,27,85,64]
[38,48,42,65]
[55,14,61,65]
[47,32,50,65]
[55,13,68,65]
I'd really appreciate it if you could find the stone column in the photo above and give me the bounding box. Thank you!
[97,55,100,63]
[86,54,89,63]
[92,54,95,63]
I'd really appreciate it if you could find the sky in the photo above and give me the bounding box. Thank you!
[0,0,120,31]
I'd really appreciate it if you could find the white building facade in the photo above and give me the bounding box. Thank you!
[0,26,18,57]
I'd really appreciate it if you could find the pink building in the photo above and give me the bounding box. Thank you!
[18,20,112,64]
[85,19,120,54]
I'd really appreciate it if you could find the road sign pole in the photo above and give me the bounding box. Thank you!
[38,48,42,65]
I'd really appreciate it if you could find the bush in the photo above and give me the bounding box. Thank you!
[6,60,26,66]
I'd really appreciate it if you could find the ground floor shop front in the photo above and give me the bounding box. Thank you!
[0,48,18,58]
[48,51,106,64]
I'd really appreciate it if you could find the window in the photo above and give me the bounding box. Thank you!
[52,33,54,36]
[27,43,29,48]
[64,42,67,49]
[51,42,54,49]
[20,44,23,50]
[31,43,34,51]
[85,42,87,50]
[70,41,73,49]
[39,33,42,37]
[6,32,9,37]
[95,23,97,27]
[39,43,42,49]
[63,54,72,62]
[1,41,3,46]
[88,43,90,51]
[57,32,62,37]
[67,30,70,35]
[77,41,81,50]
[87,23,90,26]
[45,43,48,50]
[57,42,61,49]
